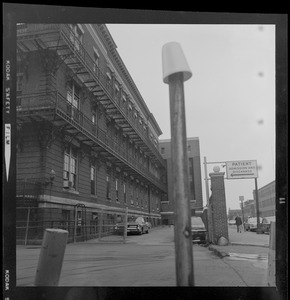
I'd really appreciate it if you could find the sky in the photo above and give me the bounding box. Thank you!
[106,23,276,210]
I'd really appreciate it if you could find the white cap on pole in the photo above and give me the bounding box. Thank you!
[162,42,192,84]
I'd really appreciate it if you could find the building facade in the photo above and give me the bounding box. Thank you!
[242,199,256,219]
[159,137,203,225]
[253,180,275,217]
[227,209,242,221]
[16,24,167,243]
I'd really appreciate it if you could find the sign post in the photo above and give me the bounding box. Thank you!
[162,42,194,286]
[239,196,245,225]
[226,160,261,234]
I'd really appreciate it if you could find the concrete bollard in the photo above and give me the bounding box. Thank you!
[34,228,68,286]
[267,221,275,286]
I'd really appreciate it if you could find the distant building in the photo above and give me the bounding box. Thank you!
[228,208,242,221]
[243,199,256,219]
[159,137,203,225]
[253,180,275,217]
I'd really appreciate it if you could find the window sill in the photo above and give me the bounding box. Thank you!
[63,188,79,195]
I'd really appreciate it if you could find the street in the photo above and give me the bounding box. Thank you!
[17,226,269,287]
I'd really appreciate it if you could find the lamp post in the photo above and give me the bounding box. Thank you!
[162,42,193,286]
[239,196,245,230]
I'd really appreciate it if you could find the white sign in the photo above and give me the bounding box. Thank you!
[226,160,258,179]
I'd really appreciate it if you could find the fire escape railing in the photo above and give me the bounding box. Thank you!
[17,23,166,167]
[17,91,167,192]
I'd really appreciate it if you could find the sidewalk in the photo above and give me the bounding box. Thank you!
[208,225,270,258]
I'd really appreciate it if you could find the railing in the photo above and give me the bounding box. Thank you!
[16,179,43,198]
[17,23,165,166]
[17,91,167,191]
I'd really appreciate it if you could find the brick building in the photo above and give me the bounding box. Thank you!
[158,137,203,225]
[16,24,167,243]
[253,180,275,217]
[242,199,256,219]
[227,208,242,221]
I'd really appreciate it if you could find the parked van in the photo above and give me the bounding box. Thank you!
[260,216,275,234]
[244,217,263,232]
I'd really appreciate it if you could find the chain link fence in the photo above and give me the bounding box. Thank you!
[16,206,133,245]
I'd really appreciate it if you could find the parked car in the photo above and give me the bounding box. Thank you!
[228,219,236,225]
[244,217,263,231]
[191,216,207,243]
[260,216,276,234]
[115,216,149,235]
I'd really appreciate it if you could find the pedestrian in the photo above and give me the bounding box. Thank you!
[235,215,243,233]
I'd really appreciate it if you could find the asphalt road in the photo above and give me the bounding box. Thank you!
[16,226,268,286]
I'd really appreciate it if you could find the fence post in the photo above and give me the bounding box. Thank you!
[73,206,77,243]
[98,211,103,240]
[34,228,68,286]
[24,207,31,246]
[267,221,276,286]
[123,207,128,243]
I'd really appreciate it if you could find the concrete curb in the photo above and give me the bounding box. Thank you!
[230,242,269,248]
[208,242,269,259]
[208,245,230,258]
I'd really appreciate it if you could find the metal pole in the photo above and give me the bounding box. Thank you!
[123,207,128,243]
[73,206,77,243]
[24,207,31,246]
[204,157,210,206]
[254,177,261,233]
[240,198,245,224]
[98,211,103,241]
[168,72,194,286]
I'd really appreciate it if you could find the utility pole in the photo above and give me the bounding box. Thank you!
[239,196,245,224]
[254,177,261,234]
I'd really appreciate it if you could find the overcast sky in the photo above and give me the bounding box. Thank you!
[106,23,275,210]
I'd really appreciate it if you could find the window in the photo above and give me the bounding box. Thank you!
[93,48,99,73]
[123,182,126,203]
[92,110,97,124]
[106,173,111,199]
[130,182,134,205]
[61,210,70,231]
[69,24,84,51]
[122,93,127,104]
[161,147,165,154]
[67,81,80,121]
[115,179,119,201]
[91,165,97,195]
[136,185,139,206]
[92,108,97,133]
[63,146,78,190]
[114,82,120,100]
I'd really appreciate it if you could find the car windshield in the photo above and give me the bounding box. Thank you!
[191,217,204,226]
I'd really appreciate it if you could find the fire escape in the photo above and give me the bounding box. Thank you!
[17,24,167,193]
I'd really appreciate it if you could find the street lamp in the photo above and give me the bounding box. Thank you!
[162,41,193,286]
